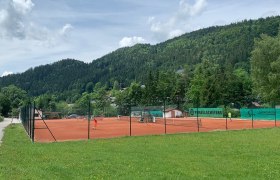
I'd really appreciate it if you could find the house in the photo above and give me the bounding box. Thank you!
[164,108,183,118]
[248,102,261,108]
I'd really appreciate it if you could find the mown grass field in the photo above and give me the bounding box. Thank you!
[1,124,280,179]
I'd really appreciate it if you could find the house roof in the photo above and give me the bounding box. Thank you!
[252,102,261,107]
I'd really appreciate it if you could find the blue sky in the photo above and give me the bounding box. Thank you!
[0,0,280,77]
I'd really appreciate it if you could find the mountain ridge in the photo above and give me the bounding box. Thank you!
[1,16,280,96]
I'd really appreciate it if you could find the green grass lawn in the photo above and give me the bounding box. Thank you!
[1,125,280,179]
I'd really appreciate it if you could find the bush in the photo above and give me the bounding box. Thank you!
[224,107,240,118]
[0,116,4,122]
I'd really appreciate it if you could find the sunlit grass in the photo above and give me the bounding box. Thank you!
[1,124,280,179]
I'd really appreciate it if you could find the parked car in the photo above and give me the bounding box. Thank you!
[67,114,79,119]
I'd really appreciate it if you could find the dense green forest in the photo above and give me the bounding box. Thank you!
[0,16,280,117]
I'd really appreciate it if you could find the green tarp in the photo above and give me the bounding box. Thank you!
[240,108,280,120]
[131,110,163,117]
[188,108,224,118]
[149,111,163,117]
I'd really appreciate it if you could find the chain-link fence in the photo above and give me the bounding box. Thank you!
[20,99,280,143]
[20,103,35,142]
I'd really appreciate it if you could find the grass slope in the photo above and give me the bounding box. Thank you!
[1,125,280,179]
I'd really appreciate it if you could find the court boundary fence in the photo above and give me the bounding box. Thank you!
[20,102,35,142]
[20,101,280,142]
[20,101,94,142]
[20,102,59,142]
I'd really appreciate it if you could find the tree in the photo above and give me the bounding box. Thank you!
[143,71,158,105]
[186,65,205,107]
[230,68,252,107]
[114,88,130,115]
[56,101,70,116]
[156,71,175,105]
[127,81,143,105]
[1,85,28,109]
[74,93,91,115]
[113,80,120,91]
[0,85,28,116]
[92,83,110,115]
[35,94,57,111]
[85,82,94,93]
[251,32,280,105]
[187,59,222,107]
[0,92,11,116]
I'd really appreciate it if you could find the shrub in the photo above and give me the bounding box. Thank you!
[0,116,4,122]
[224,107,240,118]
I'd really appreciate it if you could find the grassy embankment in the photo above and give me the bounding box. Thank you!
[1,124,280,179]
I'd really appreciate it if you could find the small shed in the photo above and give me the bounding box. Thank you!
[164,108,183,118]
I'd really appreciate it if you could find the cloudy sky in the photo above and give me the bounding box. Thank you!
[0,0,280,77]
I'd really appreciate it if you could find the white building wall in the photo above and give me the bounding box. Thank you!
[164,110,183,118]
[175,110,183,117]
[164,111,172,118]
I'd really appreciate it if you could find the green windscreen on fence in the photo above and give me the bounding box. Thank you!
[131,110,163,117]
[149,110,163,117]
[188,108,224,118]
[240,108,280,120]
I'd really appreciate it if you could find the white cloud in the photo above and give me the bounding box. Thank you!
[12,0,34,15]
[148,0,207,41]
[0,0,73,46]
[261,11,278,18]
[147,16,155,24]
[1,71,13,77]
[0,9,8,23]
[168,29,184,39]
[179,0,207,17]
[119,36,146,47]
[59,24,74,36]
[0,0,34,39]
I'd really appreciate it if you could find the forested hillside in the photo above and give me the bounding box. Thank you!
[0,60,90,96]
[1,16,280,96]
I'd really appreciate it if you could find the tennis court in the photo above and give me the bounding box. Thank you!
[34,117,280,142]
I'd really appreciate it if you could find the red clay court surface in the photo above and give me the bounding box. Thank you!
[34,117,280,142]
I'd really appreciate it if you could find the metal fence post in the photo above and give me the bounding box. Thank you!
[164,98,166,134]
[32,102,35,142]
[28,103,31,137]
[275,107,277,127]
[197,106,199,132]
[88,100,91,140]
[251,109,254,129]
[226,116,228,130]
[129,101,132,136]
